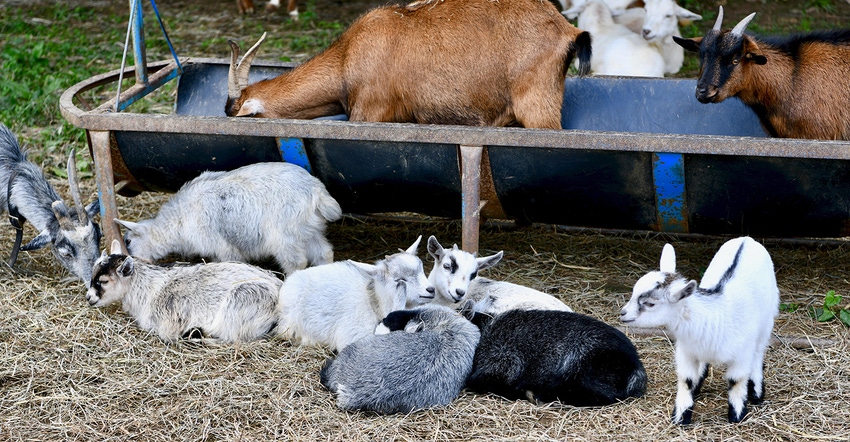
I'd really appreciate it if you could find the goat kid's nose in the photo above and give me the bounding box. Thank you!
[642,29,651,38]
[455,289,466,297]
[426,286,435,294]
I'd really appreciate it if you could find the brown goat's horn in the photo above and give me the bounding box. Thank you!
[228,32,267,99]
[712,5,724,31]
[66,148,88,226]
[227,40,242,100]
[731,12,756,37]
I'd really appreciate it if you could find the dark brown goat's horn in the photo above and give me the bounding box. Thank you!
[712,5,724,31]
[731,12,757,37]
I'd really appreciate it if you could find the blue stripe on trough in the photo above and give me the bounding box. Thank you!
[278,138,312,173]
[652,152,689,233]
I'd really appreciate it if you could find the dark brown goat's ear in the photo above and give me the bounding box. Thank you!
[743,38,767,65]
[673,36,702,53]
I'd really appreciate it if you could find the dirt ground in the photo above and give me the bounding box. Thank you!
[3,0,850,440]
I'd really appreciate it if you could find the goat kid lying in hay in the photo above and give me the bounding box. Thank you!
[226,0,592,129]
[674,6,850,140]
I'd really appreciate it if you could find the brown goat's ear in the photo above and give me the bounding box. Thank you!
[673,36,702,53]
[743,38,767,65]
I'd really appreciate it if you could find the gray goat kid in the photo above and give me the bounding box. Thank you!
[0,123,100,285]
[115,162,341,276]
[87,239,282,343]
[320,305,480,414]
[427,236,572,315]
[277,236,435,352]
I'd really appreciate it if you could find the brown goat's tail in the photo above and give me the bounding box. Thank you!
[572,31,592,77]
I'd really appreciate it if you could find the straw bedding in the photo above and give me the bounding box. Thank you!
[1,181,848,441]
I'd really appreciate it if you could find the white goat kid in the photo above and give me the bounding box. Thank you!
[426,236,572,315]
[87,240,282,344]
[116,162,341,276]
[620,237,779,424]
[576,0,666,77]
[276,236,435,352]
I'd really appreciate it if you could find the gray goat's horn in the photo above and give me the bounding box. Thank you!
[731,12,757,37]
[67,148,88,226]
[712,5,724,31]
[227,32,267,99]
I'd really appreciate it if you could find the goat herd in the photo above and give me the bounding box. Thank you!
[3,119,778,424]
[6,0,850,428]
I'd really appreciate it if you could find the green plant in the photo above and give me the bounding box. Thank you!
[809,290,850,327]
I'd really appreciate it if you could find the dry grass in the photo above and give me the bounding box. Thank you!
[2,179,849,441]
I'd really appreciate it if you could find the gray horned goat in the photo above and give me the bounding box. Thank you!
[0,123,100,285]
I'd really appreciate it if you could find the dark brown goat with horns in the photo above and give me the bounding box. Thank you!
[674,6,850,140]
[226,0,592,129]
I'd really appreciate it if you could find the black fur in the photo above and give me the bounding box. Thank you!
[466,309,647,406]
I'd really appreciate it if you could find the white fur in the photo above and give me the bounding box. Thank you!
[620,237,779,424]
[276,236,435,352]
[86,240,282,344]
[116,162,341,276]
[563,0,635,19]
[426,236,572,315]
[576,0,665,77]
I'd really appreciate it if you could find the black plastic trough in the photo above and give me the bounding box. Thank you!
[60,58,850,252]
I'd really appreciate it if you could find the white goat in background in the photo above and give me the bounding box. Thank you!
[276,236,435,352]
[87,240,282,344]
[116,162,341,276]
[575,0,666,77]
[620,237,779,424]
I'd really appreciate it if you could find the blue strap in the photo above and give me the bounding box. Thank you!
[149,0,183,73]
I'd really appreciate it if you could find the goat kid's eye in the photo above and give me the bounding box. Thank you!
[443,262,451,270]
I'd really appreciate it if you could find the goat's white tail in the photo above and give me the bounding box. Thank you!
[315,191,342,222]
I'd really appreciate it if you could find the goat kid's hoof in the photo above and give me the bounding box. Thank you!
[672,408,693,426]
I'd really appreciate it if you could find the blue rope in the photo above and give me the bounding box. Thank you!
[149,0,183,73]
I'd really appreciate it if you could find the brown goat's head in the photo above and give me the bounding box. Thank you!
[225,32,267,117]
[673,6,767,104]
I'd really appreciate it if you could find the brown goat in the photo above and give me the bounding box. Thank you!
[226,0,592,129]
[673,6,850,140]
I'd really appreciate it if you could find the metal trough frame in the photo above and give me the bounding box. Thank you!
[60,56,850,253]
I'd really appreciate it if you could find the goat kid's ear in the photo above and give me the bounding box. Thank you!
[351,261,378,276]
[404,235,423,255]
[117,256,135,277]
[426,235,444,259]
[403,319,425,334]
[85,199,100,219]
[671,280,698,302]
[675,5,702,21]
[659,243,676,273]
[20,230,52,251]
[109,239,124,255]
[477,251,504,272]
[114,218,141,232]
[672,36,702,53]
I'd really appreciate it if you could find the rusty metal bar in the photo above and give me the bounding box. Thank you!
[460,145,483,253]
[90,130,126,254]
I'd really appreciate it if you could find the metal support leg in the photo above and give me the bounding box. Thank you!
[90,130,127,254]
[460,145,483,253]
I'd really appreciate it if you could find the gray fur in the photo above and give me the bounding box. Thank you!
[0,123,101,285]
[320,305,480,414]
[87,240,282,343]
[116,162,341,276]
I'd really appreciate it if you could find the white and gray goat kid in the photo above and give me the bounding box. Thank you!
[320,305,480,414]
[115,162,341,276]
[427,236,572,315]
[276,236,435,352]
[620,237,779,424]
[87,239,282,343]
[1,123,100,285]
